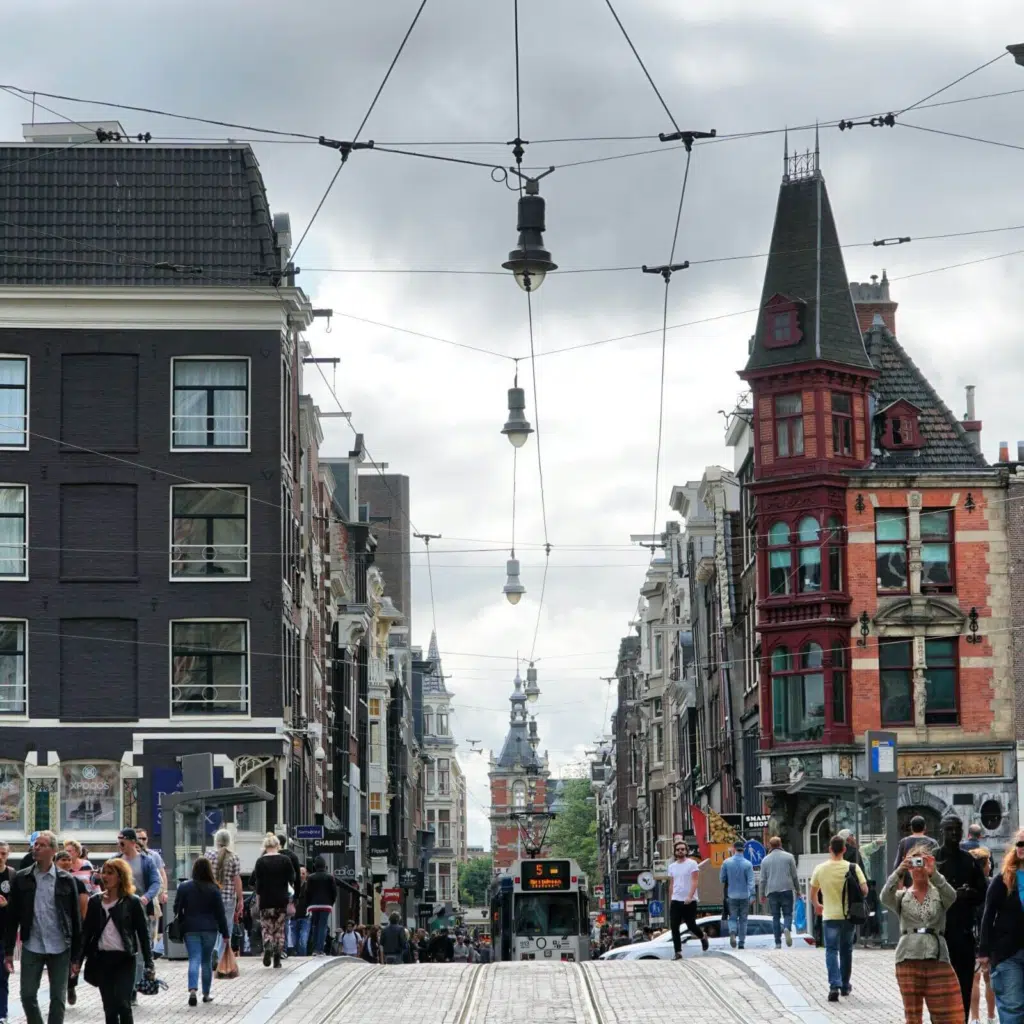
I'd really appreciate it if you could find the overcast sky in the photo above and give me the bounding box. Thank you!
[4,0,1024,847]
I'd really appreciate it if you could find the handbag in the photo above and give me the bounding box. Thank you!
[844,864,868,923]
[165,918,183,942]
[216,945,239,979]
[136,975,168,996]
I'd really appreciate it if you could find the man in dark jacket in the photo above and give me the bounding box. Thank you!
[381,912,407,965]
[934,810,987,1023]
[0,840,16,1024]
[3,830,82,1024]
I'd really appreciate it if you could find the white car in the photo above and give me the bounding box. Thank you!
[598,915,816,960]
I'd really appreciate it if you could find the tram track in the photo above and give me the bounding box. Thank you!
[452,964,486,1024]
[577,962,610,1024]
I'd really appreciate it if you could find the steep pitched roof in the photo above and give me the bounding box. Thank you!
[0,144,280,286]
[744,162,872,374]
[865,323,988,471]
[422,630,448,695]
[495,673,542,770]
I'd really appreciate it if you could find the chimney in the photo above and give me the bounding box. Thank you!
[962,385,982,453]
[999,441,1010,463]
[1018,441,1024,463]
[850,270,898,334]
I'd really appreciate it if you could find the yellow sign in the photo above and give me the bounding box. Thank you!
[708,843,732,868]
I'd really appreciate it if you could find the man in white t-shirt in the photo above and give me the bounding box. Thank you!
[667,840,709,959]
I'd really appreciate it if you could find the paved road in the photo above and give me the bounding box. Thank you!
[5,947,919,1023]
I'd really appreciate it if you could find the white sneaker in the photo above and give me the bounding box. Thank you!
[784,928,792,947]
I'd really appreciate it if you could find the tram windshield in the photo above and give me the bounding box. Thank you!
[514,893,580,937]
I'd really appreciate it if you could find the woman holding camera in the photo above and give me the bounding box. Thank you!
[880,846,963,1024]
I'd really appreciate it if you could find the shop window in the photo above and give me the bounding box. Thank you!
[0,761,23,829]
[807,806,832,855]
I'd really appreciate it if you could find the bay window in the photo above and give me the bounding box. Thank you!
[831,642,848,724]
[768,515,845,597]
[796,516,821,593]
[768,523,792,596]
[775,394,804,457]
[771,643,825,743]
[827,516,844,591]
[831,392,853,456]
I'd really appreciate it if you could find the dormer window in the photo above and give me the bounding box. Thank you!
[878,399,923,451]
[762,294,804,350]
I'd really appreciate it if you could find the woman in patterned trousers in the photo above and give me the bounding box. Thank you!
[252,833,296,968]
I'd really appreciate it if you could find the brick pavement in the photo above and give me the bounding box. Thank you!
[6,954,345,1024]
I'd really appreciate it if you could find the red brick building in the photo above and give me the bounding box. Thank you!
[740,146,1014,868]
[489,672,550,870]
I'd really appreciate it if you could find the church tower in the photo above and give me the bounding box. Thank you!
[488,670,550,869]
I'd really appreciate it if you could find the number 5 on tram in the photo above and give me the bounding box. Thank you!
[489,858,590,962]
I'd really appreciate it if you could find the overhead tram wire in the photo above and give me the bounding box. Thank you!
[289,0,429,263]
[897,50,1009,116]
[899,121,1024,155]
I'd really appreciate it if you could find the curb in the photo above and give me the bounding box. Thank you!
[720,951,832,1024]
[238,956,368,1024]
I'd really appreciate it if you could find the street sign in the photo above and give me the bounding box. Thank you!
[610,901,623,911]
[743,839,767,866]
[593,884,605,897]
[649,900,664,917]
[867,730,898,783]
[310,829,348,852]
[368,835,391,859]
[745,814,770,830]
[294,824,324,841]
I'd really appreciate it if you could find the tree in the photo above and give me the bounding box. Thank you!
[459,855,493,906]
[547,778,598,883]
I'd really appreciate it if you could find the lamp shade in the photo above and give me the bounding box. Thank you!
[501,386,533,447]
[503,557,526,605]
[502,194,557,292]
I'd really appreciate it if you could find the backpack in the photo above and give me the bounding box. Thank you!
[843,864,867,923]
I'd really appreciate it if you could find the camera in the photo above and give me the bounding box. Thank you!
[910,856,924,868]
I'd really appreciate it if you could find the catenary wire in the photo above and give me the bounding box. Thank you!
[897,50,1009,115]
[900,120,1024,155]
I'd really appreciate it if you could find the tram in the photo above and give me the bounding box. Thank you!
[489,858,590,962]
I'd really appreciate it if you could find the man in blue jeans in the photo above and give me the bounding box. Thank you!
[719,839,755,949]
[0,841,15,1024]
[810,834,867,1001]
[759,836,801,948]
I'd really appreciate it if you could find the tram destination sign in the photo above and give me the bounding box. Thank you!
[521,859,572,891]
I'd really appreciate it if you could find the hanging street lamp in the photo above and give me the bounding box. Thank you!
[524,662,540,702]
[503,556,525,605]
[501,378,533,448]
[502,172,557,292]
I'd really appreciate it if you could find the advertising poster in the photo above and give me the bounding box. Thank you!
[61,763,120,831]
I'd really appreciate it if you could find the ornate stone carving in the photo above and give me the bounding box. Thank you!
[898,753,1003,778]
[913,668,927,729]
[838,755,854,779]
[770,754,823,785]
[873,596,967,636]
[235,756,275,785]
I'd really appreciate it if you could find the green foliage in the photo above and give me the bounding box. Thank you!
[547,778,598,883]
[459,855,493,906]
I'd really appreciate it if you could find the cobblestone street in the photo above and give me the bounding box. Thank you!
[5,948,930,1023]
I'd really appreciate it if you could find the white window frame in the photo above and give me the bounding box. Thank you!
[512,781,527,810]
[168,484,250,582]
[170,356,251,452]
[0,356,29,451]
[0,484,28,581]
[168,618,251,720]
[423,705,433,736]
[0,618,28,719]
[805,804,833,856]
[369,721,382,764]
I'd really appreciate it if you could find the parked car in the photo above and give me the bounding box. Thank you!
[598,915,816,960]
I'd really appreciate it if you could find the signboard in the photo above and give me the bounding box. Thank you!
[522,859,571,891]
[867,730,898,783]
[334,866,357,881]
[625,900,647,912]
[616,869,641,889]
[294,824,324,841]
[743,840,767,866]
[424,890,438,903]
[745,814,770,830]
[381,887,402,905]
[310,829,348,853]
[593,885,605,898]
[610,901,623,911]
[399,868,424,890]
[708,843,732,868]
[648,899,664,918]
[368,835,391,859]
[152,766,224,836]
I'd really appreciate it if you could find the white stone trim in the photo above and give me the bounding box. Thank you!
[0,286,313,331]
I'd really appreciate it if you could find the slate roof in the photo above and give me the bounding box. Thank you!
[422,630,448,695]
[0,144,280,286]
[744,171,873,374]
[495,673,542,770]
[865,323,988,471]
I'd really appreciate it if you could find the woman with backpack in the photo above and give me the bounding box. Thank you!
[880,845,962,1024]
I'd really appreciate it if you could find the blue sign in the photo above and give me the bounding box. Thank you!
[294,825,325,840]
[743,840,767,866]
[648,900,664,918]
[152,767,223,837]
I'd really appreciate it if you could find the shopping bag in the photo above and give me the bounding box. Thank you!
[216,945,239,979]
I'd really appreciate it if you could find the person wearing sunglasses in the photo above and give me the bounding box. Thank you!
[978,829,1024,1024]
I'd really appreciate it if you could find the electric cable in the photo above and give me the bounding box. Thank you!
[900,120,1024,155]
[897,50,1009,116]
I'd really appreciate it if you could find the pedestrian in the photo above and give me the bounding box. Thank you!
[477,940,491,964]
[3,830,83,1024]
[895,815,938,868]
[968,847,997,1024]
[380,912,406,965]
[759,836,800,950]
[133,830,167,951]
[110,828,161,1002]
[978,828,1024,1024]
[809,833,867,1002]
[961,824,984,853]
[360,925,381,964]
[666,839,707,959]
[53,851,88,1007]
[18,833,38,871]
[275,835,301,955]
[611,928,630,949]
[0,840,16,1024]
[339,920,361,958]
[302,858,336,957]
[719,839,755,950]
[415,928,429,963]
[452,932,471,962]
[204,829,243,964]
[880,844,963,1024]
[81,857,153,1024]
[934,810,987,1022]
[841,832,867,874]
[61,841,95,895]
[173,857,230,1007]
[252,834,294,969]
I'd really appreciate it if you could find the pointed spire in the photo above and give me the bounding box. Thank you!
[427,630,440,664]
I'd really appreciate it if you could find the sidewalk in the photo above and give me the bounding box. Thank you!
[6,954,351,1024]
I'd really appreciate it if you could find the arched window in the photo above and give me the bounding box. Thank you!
[797,516,821,593]
[826,516,844,591]
[512,781,527,810]
[771,642,826,743]
[423,706,433,735]
[768,523,791,596]
[807,805,832,855]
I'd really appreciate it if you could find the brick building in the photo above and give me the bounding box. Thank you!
[740,144,1014,873]
[489,671,549,870]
